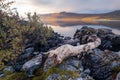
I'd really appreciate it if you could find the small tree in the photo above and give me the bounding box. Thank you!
[0,0,54,65]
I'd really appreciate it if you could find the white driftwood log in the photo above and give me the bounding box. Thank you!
[44,36,101,71]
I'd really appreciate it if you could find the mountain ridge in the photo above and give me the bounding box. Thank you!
[41,10,120,15]
[41,10,120,21]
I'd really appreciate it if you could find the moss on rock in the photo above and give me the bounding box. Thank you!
[0,72,31,80]
[112,66,120,74]
[33,67,80,80]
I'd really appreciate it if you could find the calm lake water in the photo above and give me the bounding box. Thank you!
[49,25,120,38]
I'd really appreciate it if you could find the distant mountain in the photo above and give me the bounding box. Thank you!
[105,10,120,15]
[40,10,120,23]
[40,10,120,28]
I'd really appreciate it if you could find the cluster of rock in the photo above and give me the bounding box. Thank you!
[0,26,120,80]
[74,26,120,51]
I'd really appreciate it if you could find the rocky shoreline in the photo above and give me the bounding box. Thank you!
[0,26,120,80]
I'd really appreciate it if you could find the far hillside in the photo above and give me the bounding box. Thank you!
[40,10,120,23]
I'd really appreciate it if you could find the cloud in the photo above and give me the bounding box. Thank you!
[10,0,120,16]
[31,0,120,12]
[34,0,53,5]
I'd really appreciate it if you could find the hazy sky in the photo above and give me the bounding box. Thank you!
[10,0,120,16]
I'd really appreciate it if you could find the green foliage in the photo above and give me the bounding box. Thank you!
[0,65,5,72]
[0,0,54,65]
[33,67,80,80]
[0,67,79,80]
[0,72,30,80]
[112,66,120,74]
[110,66,120,80]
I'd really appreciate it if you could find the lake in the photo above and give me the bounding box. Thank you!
[48,24,120,38]
[43,20,120,38]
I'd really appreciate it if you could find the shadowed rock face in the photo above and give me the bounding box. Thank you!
[43,54,58,72]
[81,49,120,80]
[22,54,42,77]
[74,26,120,51]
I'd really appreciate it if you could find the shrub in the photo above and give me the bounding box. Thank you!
[0,0,53,65]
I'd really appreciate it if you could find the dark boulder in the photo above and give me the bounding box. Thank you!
[22,54,42,77]
[81,49,120,80]
[74,26,120,51]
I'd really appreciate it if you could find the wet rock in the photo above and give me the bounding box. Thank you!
[112,35,120,51]
[74,27,97,43]
[18,53,34,61]
[33,52,39,55]
[17,47,35,63]
[3,66,15,73]
[46,73,62,80]
[111,61,120,68]
[64,65,77,71]
[58,57,83,72]
[43,56,56,72]
[81,49,120,80]
[69,72,94,80]
[74,27,120,51]
[24,47,34,54]
[64,39,79,46]
[14,64,23,71]
[16,52,37,68]
[88,49,104,63]
[66,59,80,67]
[79,72,94,80]
[97,28,113,37]
[44,56,81,72]
[22,54,42,77]
[91,66,112,80]
[64,37,71,40]
[116,51,120,57]
[0,66,15,78]
[84,69,91,74]
[0,73,6,77]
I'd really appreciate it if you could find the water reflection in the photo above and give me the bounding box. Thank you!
[49,25,120,38]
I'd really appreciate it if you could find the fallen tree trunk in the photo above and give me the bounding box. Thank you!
[44,35,101,72]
